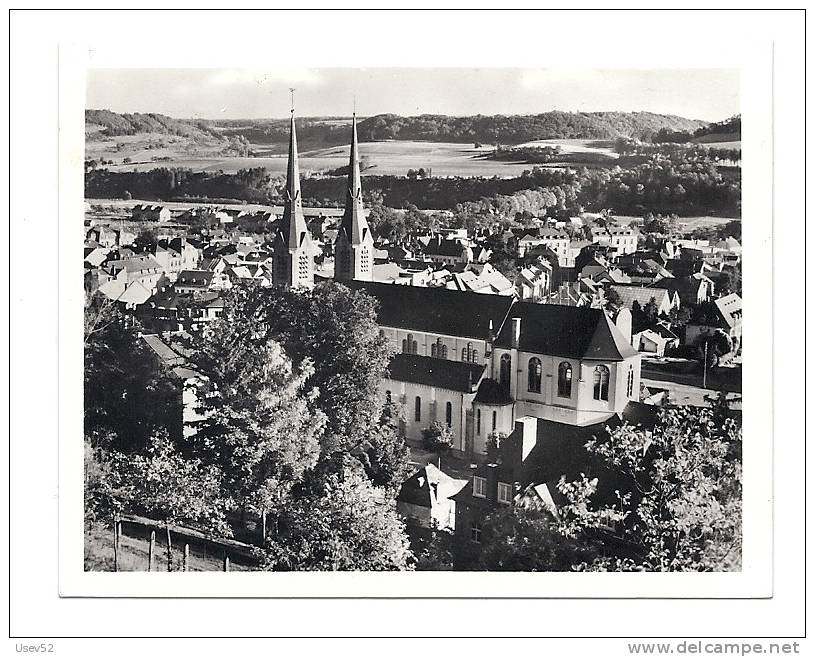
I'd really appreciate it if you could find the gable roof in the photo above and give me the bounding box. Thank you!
[397,463,468,508]
[386,353,485,393]
[177,270,214,287]
[713,293,742,328]
[494,302,638,361]
[344,280,515,340]
[424,238,469,257]
[608,285,671,310]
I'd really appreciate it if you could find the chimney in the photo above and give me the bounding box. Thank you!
[515,416,538,462]
[511,317,522,349]
[485,462,499,500]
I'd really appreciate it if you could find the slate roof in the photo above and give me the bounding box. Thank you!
[424,238,469,257]
[141,333,200,380]
[494,302,638,361]
[177,270,214,287]
[608,285,672,311]
[385,353,485,393]
[344,280,515,340]
[473,378,513,405]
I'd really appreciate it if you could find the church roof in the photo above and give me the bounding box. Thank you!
[386,353,485,393]
[494,302,638,361]
[344,280,515,340]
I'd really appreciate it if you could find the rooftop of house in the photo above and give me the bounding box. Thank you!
[176,270,215,287]
[473,378,514,405]
[451,402,658,504]
[712,293,743,328]
[424,238,470,258]
[608,285,672,310]
[397,463,468,508]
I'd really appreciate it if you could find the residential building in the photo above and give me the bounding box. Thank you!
[397,463,468,532]
[451,405,657,552]
[684,293,742,352]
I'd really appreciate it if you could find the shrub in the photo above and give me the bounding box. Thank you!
[421,421,454,454]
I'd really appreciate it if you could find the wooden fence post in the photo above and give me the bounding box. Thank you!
[183,544,190,572]
[113,517,120,572]
[148,530,156,572]
[223,553,230,572]
[165,522,173,572]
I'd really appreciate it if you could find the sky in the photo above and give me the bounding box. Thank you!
[86,68,739,122]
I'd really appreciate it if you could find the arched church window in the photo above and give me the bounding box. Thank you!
[500,354,512,389]
[593,365,610,401]
[528,357,542,393]
[558,362,572,398]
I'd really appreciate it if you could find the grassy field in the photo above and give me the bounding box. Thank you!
[88,138,619,178]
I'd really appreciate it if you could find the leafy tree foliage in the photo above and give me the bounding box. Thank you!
[478,507,599,571]
[84,294,181,452]
[259,468,414,571]
[86,150,740,219]
[421,421,454,454]
[107,430,232,537]
[556,406,742,571]
[189,334,325,516]
[186,282,408,493]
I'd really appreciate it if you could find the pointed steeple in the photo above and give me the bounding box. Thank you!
[279,109,309,250]
[273,101,314,289]
[339,113,371,245]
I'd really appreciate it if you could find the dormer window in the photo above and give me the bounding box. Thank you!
[473,476,487,499]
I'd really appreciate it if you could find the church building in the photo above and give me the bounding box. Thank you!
[272,111,642,459]
[345,281,641,457]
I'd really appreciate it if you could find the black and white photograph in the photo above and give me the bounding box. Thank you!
[81,67,745,575]
[8,6,806,647]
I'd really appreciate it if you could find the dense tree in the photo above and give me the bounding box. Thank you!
[478,507,599,571]
[106,431,232,569]
[556,406,742,571]
[421,421,454,455]
[84,294,181,452]
[187,282,409,493]
[189,333,325,518]
[259,468,414,571]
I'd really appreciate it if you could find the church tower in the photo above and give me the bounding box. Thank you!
[273,108,315,289]
[334,113,374,282]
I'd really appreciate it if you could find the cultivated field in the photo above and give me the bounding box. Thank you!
[614,215,739,230]
[88,138,620,178]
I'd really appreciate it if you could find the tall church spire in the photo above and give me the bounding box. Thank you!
[280,108,308,250]
[334,112,374,283]
[273,100,314,289]
[339,113,369,245]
